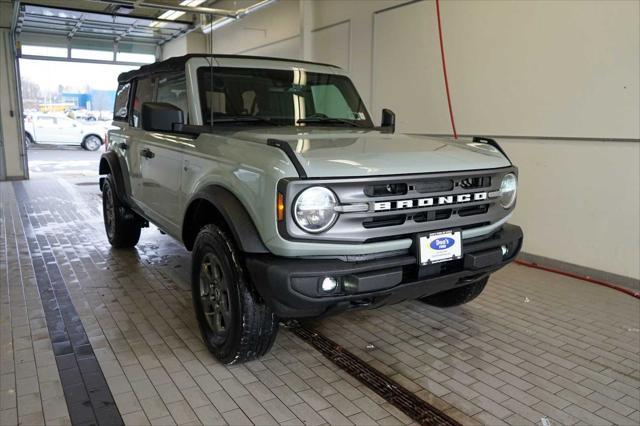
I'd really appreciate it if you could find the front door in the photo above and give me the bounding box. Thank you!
[54,117,84,144]
[138,134,186,234]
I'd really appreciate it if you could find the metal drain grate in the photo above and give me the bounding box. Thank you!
[292,326,461,426]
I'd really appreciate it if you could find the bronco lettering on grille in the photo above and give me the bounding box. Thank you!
[374,192,488,212]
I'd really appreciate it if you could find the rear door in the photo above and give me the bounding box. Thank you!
[135,72,188,235]
[33,116,58,142]
[108,82,138,201]
[126,76,155,208]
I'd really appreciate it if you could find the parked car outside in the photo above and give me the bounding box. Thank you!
[24,113,106,150]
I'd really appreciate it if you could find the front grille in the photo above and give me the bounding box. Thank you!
[458,203,489,217]
[280,167,516,243]
[415,179,453,193]
[413,208,452,223]
[364,183,408,197]
[459,176,491,189]
[363,214,406,229]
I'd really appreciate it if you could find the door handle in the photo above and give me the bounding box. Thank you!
[141,148,155,159]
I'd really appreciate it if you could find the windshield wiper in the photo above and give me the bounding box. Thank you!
[296,116,363,128]
[211,116,280,126]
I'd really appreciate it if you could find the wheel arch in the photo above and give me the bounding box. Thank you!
[98,151,129,204]
[182,186,268,254]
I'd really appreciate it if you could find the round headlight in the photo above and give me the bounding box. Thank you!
[294,187,338,233]
[499,173,517,208]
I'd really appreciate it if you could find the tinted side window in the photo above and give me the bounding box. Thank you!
[132,77,155,128]
[157,73,188,122]
[114,83,131,121]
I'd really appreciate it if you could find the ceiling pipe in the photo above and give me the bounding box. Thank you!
[139,1,238,18]
[201,0,278,34]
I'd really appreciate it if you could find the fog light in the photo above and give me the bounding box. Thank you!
[501,245,508,257]
[321,277,338,292]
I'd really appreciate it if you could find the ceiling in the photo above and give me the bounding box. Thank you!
[19,0,218,21]
[14,1,224,49]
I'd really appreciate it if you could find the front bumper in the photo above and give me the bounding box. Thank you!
[245,224,523,318]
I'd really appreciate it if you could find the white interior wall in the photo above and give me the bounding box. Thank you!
[502,139,639,279]
[162,32,207,60]
[212,0,301,56]
[163,0,640,280]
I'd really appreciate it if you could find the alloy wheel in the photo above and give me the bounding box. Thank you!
[199,253,232,345]
[104,185,115,240]
[84,136,101,151]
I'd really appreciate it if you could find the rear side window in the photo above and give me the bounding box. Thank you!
[132,77,155,128]
[157,73,188,122]
[114,83,131,121]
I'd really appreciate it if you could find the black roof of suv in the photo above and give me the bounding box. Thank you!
[117,54,340,84]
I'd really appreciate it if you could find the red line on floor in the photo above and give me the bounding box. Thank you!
[515,260,640,299]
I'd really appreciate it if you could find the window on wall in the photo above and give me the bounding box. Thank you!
[113,83,131,121]
[71,49,113,61]
[132,77,155,128]
[117,52,155,64]
[21,45,67,58]
[157,73,188,121]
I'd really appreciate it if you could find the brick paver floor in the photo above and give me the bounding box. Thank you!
[1,175,638,426]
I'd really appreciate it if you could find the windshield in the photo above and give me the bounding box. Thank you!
[197,67,373,127]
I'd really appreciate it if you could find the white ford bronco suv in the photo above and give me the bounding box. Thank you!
[99,54,523,364]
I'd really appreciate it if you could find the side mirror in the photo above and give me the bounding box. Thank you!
[141,102,184,132]
[381,108,395,133]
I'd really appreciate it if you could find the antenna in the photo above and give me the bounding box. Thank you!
[208,13,214,130]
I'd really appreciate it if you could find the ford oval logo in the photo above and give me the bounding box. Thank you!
[430,237,455,250]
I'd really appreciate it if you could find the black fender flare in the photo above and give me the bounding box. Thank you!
[98,151,129,204]
[183,186,268,254]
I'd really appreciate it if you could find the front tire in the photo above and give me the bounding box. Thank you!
[82,135,102,151]
[192,224,278,364]
[102,176,141,248]
[420,276,489,308]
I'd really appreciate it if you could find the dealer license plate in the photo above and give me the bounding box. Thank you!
[418,230,462,265]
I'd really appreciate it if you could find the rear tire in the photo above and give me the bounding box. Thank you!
[25,133,34,149]
[192,224,278,364]
[102,176,141,248]
[420,276,489,307]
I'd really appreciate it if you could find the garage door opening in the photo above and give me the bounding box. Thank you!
[13,3,192,184]
[21,56,138,183]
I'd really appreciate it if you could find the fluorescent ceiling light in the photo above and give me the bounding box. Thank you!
[167,10,186,20]
[157,10,185,21]
[181,0,206,6]
[157,0,205,22]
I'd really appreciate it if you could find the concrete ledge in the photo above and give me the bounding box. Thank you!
[518,252,640,291]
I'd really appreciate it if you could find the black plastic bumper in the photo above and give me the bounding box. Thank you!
[245,224,523,318]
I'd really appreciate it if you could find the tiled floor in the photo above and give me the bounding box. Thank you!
[1,173,639,426]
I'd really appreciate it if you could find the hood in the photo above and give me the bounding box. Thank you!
[232,128,511,178]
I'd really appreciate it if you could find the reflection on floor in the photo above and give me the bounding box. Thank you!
[1,175,638,426]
